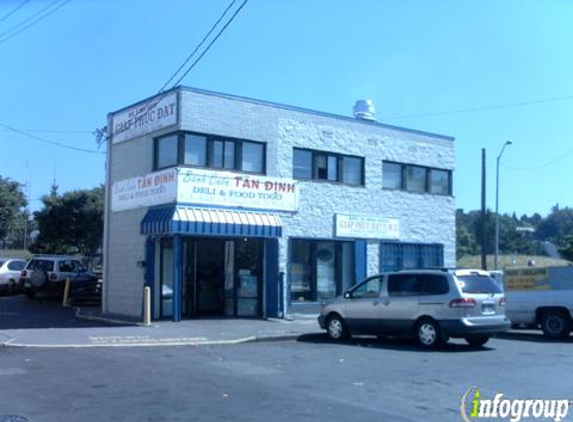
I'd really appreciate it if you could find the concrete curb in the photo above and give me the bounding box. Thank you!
[75,308,142,326]
[0,333,306,349]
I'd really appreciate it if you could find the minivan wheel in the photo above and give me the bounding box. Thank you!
[416,319,443,348]
[326,314,348,341]
[541,311,571,339]
[465,335,490,348]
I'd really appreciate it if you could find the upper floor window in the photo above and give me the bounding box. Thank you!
[293,148,364,186]
[382,161,452,196]
[155,132,266,174]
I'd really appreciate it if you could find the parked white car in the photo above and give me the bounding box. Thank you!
[0,258,27,295]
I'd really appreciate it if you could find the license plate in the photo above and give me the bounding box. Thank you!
[25,282,32,288]
[482,304,495,314]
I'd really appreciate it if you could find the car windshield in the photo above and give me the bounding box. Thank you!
[28,259,55,272]
[456,274,502,294]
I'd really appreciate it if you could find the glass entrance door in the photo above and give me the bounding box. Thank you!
[182,238,263,318]
[195,240,226,315]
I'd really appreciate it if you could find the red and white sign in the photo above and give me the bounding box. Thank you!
[111,168,299,212]
[111,168,177,212]
[177,168,299,212]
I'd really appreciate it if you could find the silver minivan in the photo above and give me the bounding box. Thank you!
[318,269,511,348]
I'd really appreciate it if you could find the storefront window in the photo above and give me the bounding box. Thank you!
[289,239,355,303]
[289,240,312,302]
[160,239,174,318]
[380,241,444,272]
[316,241,336,300]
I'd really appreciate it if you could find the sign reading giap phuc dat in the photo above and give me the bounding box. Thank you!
[111,92,178,144]
[335,213,400,239]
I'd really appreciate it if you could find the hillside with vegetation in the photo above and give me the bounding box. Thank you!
[456,206,573,268]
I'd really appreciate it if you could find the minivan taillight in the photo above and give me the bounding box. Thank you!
[49,273,58,281]
[449,298,477,308]
[499,297,506,307]
[21,270,27,277]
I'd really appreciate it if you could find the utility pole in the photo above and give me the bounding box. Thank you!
[481,149,487,270]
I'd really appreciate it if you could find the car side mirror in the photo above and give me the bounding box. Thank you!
[344,292,352,299]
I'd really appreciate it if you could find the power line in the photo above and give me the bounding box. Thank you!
[158,0,239,94]
[0,128,91,134]
[0,121,105,155]
[170,0,250,88]
[0,0,32,25]
[380,94,573,121]
[503,148,573,171]
[0,0,73,45]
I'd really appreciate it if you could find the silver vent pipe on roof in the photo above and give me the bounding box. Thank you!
[353,99,376,121]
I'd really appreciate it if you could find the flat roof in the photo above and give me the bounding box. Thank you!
[110,86,455,142]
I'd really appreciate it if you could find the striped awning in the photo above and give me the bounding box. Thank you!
[141,205,282,237]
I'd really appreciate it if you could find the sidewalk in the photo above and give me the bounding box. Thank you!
[0,308,323,348]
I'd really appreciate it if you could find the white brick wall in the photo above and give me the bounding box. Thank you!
[106,87,455,318]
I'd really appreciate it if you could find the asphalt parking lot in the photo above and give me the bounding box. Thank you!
[1,329,572,422]
[0,294,110,329]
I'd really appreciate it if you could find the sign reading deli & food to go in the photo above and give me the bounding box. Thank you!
[111,92,178,144]
[111,168,299,212]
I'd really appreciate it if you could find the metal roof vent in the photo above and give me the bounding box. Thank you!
[353,99,376,121]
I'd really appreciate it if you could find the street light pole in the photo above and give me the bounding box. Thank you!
[495,140,512,270]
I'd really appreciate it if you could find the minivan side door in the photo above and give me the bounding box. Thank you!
[344,275,385,334]
[383,273,423,334]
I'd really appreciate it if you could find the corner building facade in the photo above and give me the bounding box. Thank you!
[103,87,455,321]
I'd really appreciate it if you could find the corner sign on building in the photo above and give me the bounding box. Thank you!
[111,92,178,144]
[111,167,299,213]
[111,168,178,212]
[335,213,400,240]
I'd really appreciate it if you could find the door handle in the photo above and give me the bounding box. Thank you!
[383,300,390,306]
[372,300,379,306]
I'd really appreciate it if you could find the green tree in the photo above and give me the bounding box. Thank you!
[0,176,27,247]
[31,186,104,256]
[559,236,573,261]
[536,207,573,244]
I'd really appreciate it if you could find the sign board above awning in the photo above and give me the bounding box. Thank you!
[177,168,298,212]
[335,213,400,240]
[111,168,299,213]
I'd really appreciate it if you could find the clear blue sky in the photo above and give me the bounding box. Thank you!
[1,0,572,217]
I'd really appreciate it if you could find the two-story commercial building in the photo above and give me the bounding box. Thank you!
[103,87,455,322]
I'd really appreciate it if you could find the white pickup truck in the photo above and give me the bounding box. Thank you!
[499,266,573,339]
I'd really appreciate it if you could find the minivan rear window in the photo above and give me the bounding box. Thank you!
[456,274,502,294]
[27,259,55,272]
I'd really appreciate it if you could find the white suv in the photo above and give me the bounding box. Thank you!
[318,269,511,348]
[19,255,91,298]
